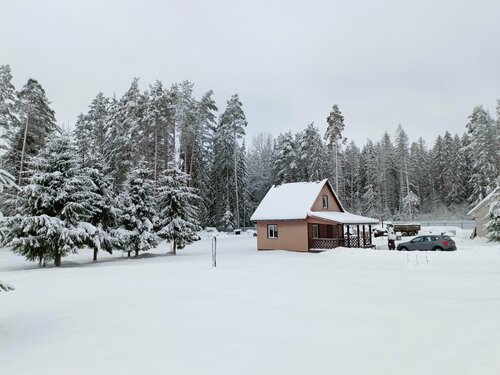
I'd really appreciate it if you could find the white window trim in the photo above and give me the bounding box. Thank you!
[267,224,278,239]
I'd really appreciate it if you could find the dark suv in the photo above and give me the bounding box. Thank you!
[397,235,457,251]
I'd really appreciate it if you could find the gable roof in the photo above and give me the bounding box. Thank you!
[468,186,500,216]
[250,179,336,221]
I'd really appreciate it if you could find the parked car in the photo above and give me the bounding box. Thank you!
[397,235,457,251]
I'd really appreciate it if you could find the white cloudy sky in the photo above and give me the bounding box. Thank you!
[1,0,499,146]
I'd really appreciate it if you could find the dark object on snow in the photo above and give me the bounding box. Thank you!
[397,235,457,251]
[388,239,396,250]
[234,229,241,235]
[0,280,15,292]
[387,223,421,236]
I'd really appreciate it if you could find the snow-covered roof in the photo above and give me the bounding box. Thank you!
[250,179,331,221]
[468,187,500,216]
[308,211,379,225]
[250,179,376,224]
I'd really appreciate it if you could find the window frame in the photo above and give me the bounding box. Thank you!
[322,195,329,209]
[312,224,319,239]
[267,224,278,239]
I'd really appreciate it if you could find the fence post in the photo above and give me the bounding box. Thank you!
[212,236,217,268]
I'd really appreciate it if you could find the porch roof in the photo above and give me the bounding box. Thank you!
[307,211,378,225]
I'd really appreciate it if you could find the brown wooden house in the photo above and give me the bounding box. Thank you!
[250,179,378,252]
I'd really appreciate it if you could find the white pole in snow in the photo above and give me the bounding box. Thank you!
[212,236,217,268]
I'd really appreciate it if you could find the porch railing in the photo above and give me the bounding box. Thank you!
[309,236,372,250]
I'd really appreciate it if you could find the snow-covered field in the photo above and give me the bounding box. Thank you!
[1,229,500,375]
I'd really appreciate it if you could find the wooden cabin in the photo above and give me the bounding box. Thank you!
[250,179,378,252]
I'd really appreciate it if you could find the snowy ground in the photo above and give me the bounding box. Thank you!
[1,229,500,375]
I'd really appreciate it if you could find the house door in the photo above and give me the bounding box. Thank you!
[327,225,333,238]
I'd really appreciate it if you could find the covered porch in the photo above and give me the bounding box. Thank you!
[306,212,378,251]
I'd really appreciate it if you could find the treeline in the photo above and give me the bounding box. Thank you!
[248,106,499,221]
[0,64,498,267]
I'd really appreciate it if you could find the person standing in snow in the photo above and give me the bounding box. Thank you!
[388,228,396,250]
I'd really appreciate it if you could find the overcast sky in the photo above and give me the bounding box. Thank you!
[1,0,499,147]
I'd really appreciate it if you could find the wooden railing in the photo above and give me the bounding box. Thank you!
[309,236,372,250]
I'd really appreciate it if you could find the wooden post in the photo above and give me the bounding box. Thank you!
[362,225,366,247]
[357,225,360,248]
[346,225,350,247]
[368,225,372,245]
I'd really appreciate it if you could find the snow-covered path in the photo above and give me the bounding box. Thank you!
[1,233,499,375]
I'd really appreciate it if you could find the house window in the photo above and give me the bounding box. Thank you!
[312,224,319,238]
[267,224,278,239]
[322,195,328,209]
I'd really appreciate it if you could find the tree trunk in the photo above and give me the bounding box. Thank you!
[172,239,177,255]
[93,248,98,262]
[18,105,31,187]
[234,131,240,228]
[127,251,131,258]
[135,250,139,257]
[54,253,62,267]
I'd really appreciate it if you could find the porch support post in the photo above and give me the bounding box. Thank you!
[346,225,350,247]
[362,225,366,247]
[357,225,360,248]
[369,225,372,245]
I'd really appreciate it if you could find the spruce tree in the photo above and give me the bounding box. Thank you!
[3,79,58,185]
[118,163,159,257]
[156,164,201,254]
[324,105,346,193]
[0,65,18,156]
[0,166,16,290]
[3,134,99,267]
[465,106,497,206]
[485,199,500,242]
[274,131,297,184]
[299,123,327,182]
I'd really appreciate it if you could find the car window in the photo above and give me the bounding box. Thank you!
[443,236,451,240]
[429,236,438,241]
[412,237,424,243]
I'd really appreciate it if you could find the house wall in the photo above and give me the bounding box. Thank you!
[473,204,491,237]
[310,184,342,212]
[256,221,309,252]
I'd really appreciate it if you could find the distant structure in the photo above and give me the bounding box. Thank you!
[468,186,500,238]
[250,179,378,252]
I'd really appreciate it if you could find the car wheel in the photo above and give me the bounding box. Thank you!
[433,246,442,251]
[399,246,408,251]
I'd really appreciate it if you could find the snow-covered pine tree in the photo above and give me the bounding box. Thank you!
[298,123,327,182]
[2,78,58,185]
[218,94,247,229]
[174,81,198,174]
[247,133,275,212]
[189,90,217,227]
[74,92,110,168]
[402,190,420,219]
[359,139,380,217]
[465,106,497,207]
[156,164,201,255]
[484,199,500,242]
[408,138,432,212]
[0,65,18,156]
[376,132,397,218]
[84,159,120,261]
[395,124,410,214]
[343,141,361,212]
[144,80,175,187]
[324,105,346,193]
[274,131,297,184]
[118,163,159,257]
[0,166,16,290]
[104,78,144,190]
[220,201,234,231]
[2,133,100,267]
